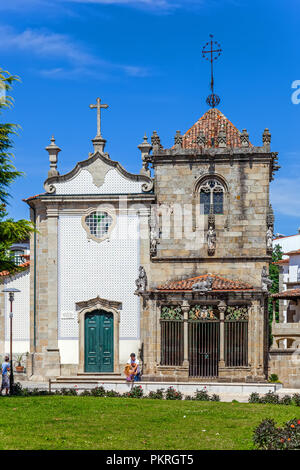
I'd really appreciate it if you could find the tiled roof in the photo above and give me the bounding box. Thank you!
[182,108,247,149]
[284,249,300,256]
[272,289,300,299]
[23,193,46,202]
[273,258,289,265]
[0,261,30,278]
[156,274,253,292]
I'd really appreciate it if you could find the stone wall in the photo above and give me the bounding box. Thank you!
[269,350,300,388]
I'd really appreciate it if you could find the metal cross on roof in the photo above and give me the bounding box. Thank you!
[89,97,109,138]
[202,34,222,108]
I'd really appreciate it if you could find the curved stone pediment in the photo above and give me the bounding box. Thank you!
[44,152,153,195]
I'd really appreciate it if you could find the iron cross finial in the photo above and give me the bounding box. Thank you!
[89,97,109,138]
[202,35,222,108]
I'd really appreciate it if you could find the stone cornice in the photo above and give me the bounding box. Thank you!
[43,151,154,194]
[25,193,156,207]
[151,256,272,263]
[75,295,122,311]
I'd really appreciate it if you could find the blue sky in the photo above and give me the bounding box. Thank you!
[1,0,300,235]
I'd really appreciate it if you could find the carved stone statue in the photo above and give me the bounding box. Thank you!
[207,226,216,255]
[261,266,273,293]
[266,226,273,252]
[135,266,148,292]
[149,214,160,257]
[192,276,214,294]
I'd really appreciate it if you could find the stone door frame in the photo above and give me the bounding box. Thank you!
[76,296,122,374]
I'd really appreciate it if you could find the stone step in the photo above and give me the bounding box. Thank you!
[54,375,123,384]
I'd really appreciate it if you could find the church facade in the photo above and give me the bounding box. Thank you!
[10,102,280,382]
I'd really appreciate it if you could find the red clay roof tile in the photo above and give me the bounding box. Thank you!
[156,273,253,292]
[182,108,248,149]
[272,289,300,299]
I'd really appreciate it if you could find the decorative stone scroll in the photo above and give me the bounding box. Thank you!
[161,306,183,320]
[225,306,249,321]
[188,305,217,321]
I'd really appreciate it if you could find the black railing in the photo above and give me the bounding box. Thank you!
[160,320,184,366]
[188,321,220,378]
[224,321,248,367]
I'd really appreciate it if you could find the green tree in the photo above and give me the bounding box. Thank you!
[268,243,283,345]
[0,69,35,273]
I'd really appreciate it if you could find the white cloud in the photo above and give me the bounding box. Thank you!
[271,178,300,218]
[0,25,149,79]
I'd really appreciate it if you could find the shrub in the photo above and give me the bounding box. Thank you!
[253,418,300,450]
[248,392,261,404]
[105,390,120,398]
[210,394,220,402]
[80,390,92,396]
[184,395,194,401]
[280,395,292,406]
[165,386,182,400]
[90,386,106,397]
[293,393,300,406]
[260,391,280,405]
[194,389,210,401]
[10,382,24,396]
[268,374,279,383]
[124,385,144,399]
[148,388,164,399]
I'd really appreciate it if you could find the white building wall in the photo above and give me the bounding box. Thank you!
[54,168,144,195]
[273,234,300,256]
[3,270,30,354]
[57,212,140,365]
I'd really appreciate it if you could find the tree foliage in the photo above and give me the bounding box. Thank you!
[0,69,35,273]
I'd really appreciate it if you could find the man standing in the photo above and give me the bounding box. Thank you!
[1,356,10,395]
[127,353,141,382]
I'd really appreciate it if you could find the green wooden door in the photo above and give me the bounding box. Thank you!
[84,310,114,373]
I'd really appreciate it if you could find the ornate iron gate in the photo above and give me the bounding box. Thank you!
[160,306,184,366]
[188,306,220,378]
[224,307,249,367]
[160,320,184,366]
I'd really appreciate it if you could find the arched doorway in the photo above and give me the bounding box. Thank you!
[84,310,114,372]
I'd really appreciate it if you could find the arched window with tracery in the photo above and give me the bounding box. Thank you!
[199,178,225,215]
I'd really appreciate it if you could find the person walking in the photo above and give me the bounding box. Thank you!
[1,356,10,395]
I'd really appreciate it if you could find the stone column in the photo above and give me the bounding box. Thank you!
[218,301,226,368]
[270,300,277,350]
[182,301,190,368]
[43,206,61,378]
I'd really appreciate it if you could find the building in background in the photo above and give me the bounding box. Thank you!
[269,233,300,387]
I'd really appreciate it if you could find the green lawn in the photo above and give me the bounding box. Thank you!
[0,396,299,450]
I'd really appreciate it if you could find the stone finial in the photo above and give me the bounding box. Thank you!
[91,136,107,154]
[240,129,249,147]
[217,125,227,148]
[151,131,162,150]
[174,130,183,148]
[193,131,206,147]
[45,136,61,177]
[138,134,152,176]
[262,128,271,149]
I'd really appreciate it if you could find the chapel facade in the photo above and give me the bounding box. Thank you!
[19,102,279,382]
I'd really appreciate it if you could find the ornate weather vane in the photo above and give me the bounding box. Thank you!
[202,34,222,108]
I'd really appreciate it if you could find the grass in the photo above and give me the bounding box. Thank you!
[0,396,299,450]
